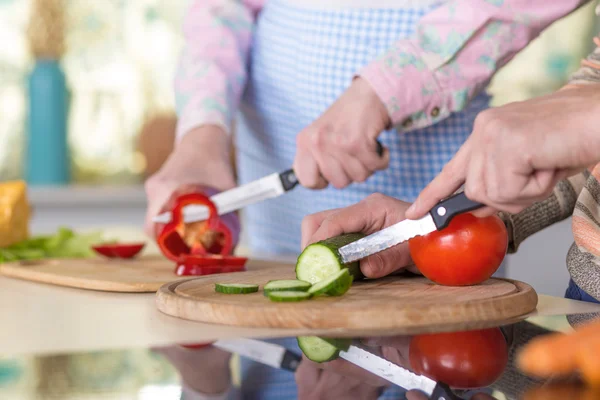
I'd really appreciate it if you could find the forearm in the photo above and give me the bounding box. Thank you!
[500,172,588,253]
[175,0,263,141]
[359,0,589,131]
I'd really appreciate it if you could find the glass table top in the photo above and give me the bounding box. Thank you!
[1,312,598,400]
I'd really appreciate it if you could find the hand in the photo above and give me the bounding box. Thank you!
[405,84,600,219]
[309,336,411,387]
[295,356,383,400]
[144,125,236,237]
[301,193,415,278]
[293,77,390,189]
[153,345,232,395]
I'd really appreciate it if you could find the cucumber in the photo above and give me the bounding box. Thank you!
[267,290,312,302]
[296,233,365,284]
[214,283,259,294]
[297,336,344,363]
[263,279,311,295]
[308,269,353,296]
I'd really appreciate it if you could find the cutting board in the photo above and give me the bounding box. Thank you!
[0,256,279,293]
[156,266,538,332]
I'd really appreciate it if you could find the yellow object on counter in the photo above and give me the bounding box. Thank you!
[0,181,31,247]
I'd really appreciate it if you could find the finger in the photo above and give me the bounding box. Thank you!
[360,242,412,278]
[359,144,390,173]
[295,356,322,387]
[519,169,563,200]
[405,153,469,220]
[314,150,351,189]
[336,153,372,183]
[293,147,328,189]
[301,208,342,248]
[308,195,400,243]
[471,206,500,218]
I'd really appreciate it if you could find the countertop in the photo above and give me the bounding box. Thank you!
[2,270,600,358]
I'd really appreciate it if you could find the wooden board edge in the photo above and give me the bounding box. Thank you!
[0,264,166,293]
[155,278,539,331]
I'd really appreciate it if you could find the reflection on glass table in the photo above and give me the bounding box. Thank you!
[2,313,599,400]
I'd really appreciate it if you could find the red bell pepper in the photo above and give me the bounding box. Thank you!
[92,242,146,259]
[156,192,246,275]
[175,254,248,276]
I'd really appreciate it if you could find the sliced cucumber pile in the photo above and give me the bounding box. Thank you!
[295,233,364,284]
[214,283,259,294]
[267,290,312,302]
[307,269,353,296]
[215,233,364,302]
[297,336,351,363]
[263,279,311,295]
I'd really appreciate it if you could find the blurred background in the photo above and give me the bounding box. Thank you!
[0,1,599,398]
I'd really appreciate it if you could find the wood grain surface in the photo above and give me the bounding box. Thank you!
[0,256,279,293]
[156,266,538,331]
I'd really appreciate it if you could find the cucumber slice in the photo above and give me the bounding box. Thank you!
[308,269,353,297]
[296,233,365,284]
[267,291,312,302]
[263,279,311,295]
[297,336,342,363]
[214,283,259,294]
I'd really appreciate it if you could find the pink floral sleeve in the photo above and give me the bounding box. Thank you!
[174,0,264,141]
[359,0,589,132]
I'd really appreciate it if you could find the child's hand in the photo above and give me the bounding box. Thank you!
[517,317,600,387]
[293,77,390,189]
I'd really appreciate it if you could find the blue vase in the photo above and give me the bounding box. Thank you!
[26,59,70,185]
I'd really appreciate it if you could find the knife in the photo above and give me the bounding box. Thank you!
[337,192,483,263]
[212,338,302,372]
[339,343,462,399]
[152,142,384,224]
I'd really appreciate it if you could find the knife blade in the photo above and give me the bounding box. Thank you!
[339,344,461,399]
[338,192,483,264]
[152,141,384,224]
[212,338,301,372]
[152,169,300,224]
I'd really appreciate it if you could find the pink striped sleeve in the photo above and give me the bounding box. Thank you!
[359,0,588,131]
[174,0,265,141]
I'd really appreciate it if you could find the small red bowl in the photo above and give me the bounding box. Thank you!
[92,242,146,259]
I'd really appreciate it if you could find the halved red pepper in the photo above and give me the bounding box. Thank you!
[92,242,146,259]
[156,192,246,275]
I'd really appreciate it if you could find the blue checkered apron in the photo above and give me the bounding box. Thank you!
[232,1,492,399]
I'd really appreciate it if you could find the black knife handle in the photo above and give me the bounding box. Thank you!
[280,140,383,191]
[281,350,302,372]
[430,192,484,230]
[279,169,300,191]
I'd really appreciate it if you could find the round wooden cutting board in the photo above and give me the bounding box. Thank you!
[156,266,538,332]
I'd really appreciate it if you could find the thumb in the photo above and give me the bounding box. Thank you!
[360,242,411,278]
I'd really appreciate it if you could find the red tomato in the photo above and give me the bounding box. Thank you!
[408,213,508,286]
[92,242,145,259]
[409,328,508,389]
